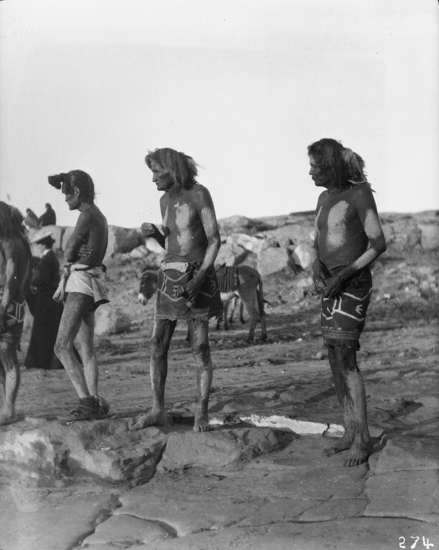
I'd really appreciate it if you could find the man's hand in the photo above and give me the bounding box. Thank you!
[78,244,93,257]
[312,260,330,292]
[184,276,205,303]
[141,223,160,239]
[323,271,348,299]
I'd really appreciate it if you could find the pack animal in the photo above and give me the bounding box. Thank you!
[138,265,267,342]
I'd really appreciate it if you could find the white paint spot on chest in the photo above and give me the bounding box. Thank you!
[327,201,349,249]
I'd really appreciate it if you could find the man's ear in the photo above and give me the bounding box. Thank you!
[73,186,80,198]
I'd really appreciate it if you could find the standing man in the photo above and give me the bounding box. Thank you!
[49,170,109,420]
[38,203,57,227]
[0,203,31,425]
[129,148,222,432]
[308,138,386,466]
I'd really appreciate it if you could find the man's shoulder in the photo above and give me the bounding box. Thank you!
[349,184,376,206]
[80,205,107,224]
[186,183,212,204]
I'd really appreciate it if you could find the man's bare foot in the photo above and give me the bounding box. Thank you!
[343,438,374,467]
[323,433,355,457]
[128,410,166,431]
[194,412,214,432]
[0,412,18,426]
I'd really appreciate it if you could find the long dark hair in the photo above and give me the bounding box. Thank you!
[0,202,32,259]
[145,148,198,189]
[48,170,95,202]
[307,138,349,189]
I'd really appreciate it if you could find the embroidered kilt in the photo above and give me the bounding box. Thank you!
[321,267,372,342]
[156,264,222,320]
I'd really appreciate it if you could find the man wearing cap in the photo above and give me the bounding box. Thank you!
[25,227,63,370]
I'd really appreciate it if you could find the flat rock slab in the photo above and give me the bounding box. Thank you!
[365,469,439,523]
[0,483,115,550]
[374,436,439,473]
[81,518,439,550]
[82,515,172,546]
[85,436,370,544]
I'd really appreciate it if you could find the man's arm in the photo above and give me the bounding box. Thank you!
[0,242,18,329]
[323,186,387,298]
[140,196,169,249]
[184,187,221,302]
[64,211,94,263]
[311,202,330,291]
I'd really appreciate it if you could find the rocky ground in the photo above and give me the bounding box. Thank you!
[0,212,438,550]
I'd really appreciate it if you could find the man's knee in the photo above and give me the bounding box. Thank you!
[54,336,71,358]
[325,339,359,370]
[150,335,167,358]
[191,340,210,363]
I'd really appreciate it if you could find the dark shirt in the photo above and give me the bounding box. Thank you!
[31,250,60,293]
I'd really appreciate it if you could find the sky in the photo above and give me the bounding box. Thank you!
[0,0,438,228]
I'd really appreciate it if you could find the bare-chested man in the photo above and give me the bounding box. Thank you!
[308,138,387,467]
[129,148,222,432]
[49,170,109,420]
[0,203,31,425]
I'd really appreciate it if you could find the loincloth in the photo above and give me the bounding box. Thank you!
[321,267,372,344]
[155,261,222,321]
[53,264,109,308]
[0,289,26,348]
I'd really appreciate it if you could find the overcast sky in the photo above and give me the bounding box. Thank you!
[0,0,438,228]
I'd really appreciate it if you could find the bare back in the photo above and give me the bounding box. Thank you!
[64,204,108,266]
[0,238,31,301]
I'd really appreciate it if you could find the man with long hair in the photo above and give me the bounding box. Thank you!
[0,202,31,425]
[129,148,222,432]
[308,138,387,466]
[49,170,109,420]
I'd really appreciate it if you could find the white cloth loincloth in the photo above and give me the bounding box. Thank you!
[53,264,109,305]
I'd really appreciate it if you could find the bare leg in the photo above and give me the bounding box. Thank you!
[129,319,176,430]
[54,293,94,399]
[0,345,20,425]
[189,317,214,432]
[75,310,98,396]
[324,343,373,466]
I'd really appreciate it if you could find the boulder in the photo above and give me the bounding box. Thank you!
[420,223,439,250]
[0,419,167,484]
[218,216,274,236]
[105,226,141,259]
[157,427,281,472]
[257,246,291,277]
[226,233,265,255]
[291,242,314,270]
[129,245,149,259]
[215,241,248,267]
[95,306,132,336]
